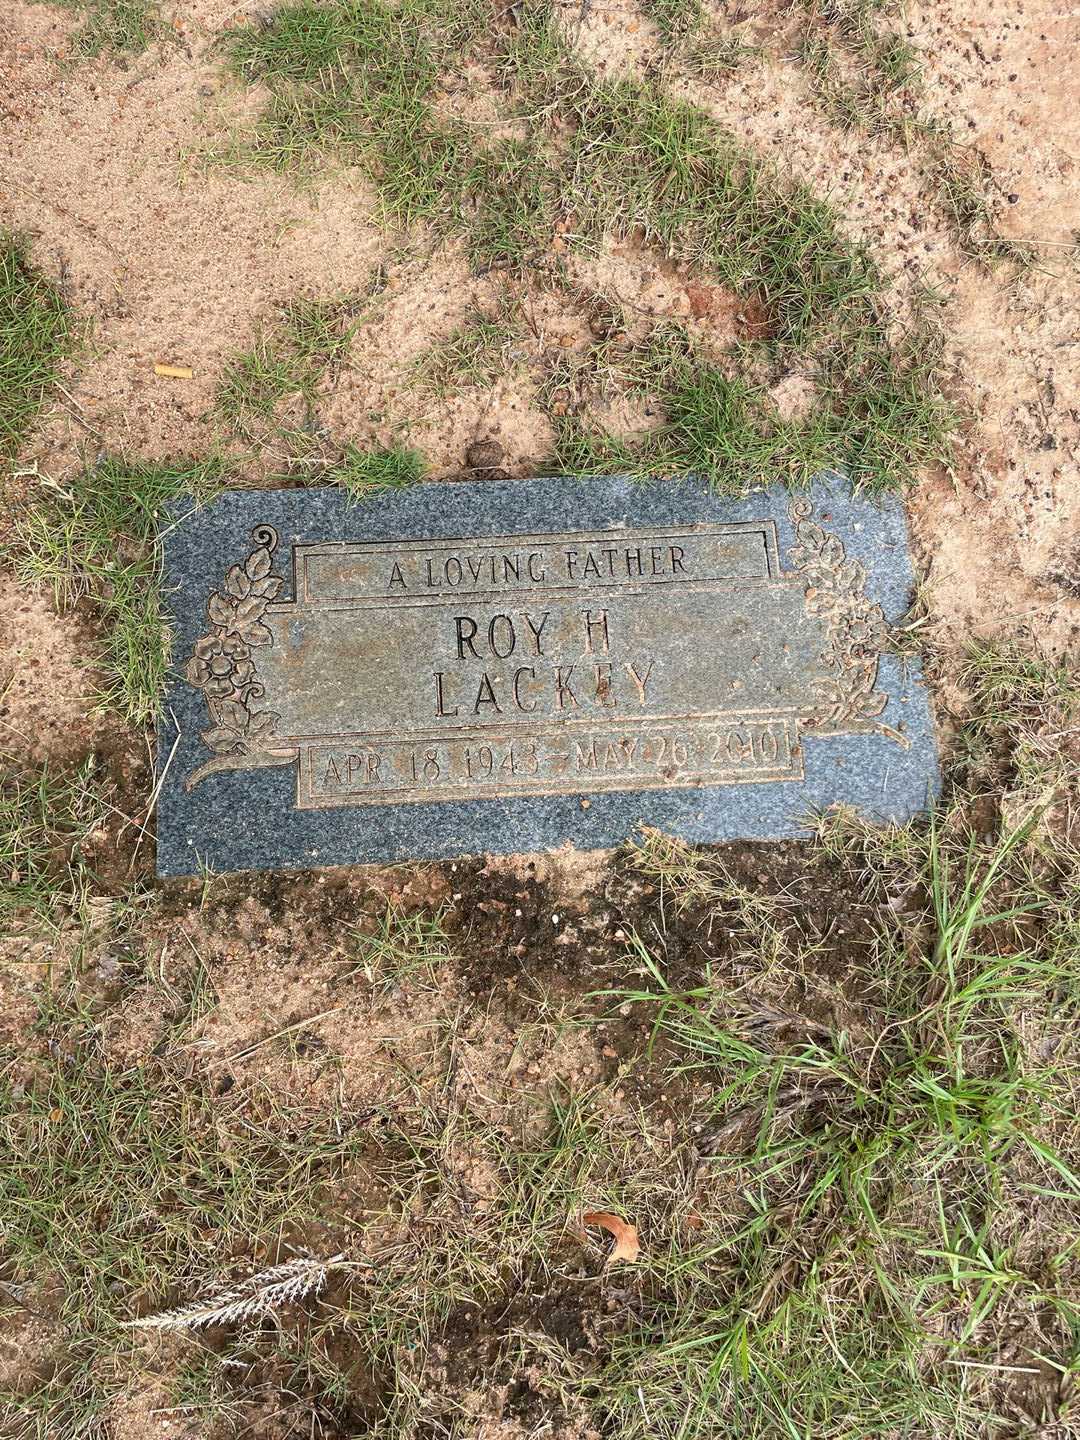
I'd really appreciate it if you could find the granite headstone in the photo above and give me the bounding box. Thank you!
[155,473,938,876]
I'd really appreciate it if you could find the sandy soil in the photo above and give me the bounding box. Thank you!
[1,0,1079,1429]
[1,0,1077,676]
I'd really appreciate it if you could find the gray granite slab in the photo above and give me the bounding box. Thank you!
[155,473,939,877]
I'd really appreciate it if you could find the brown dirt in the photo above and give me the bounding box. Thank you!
[2,0,1079,1431]
[0,578,108,762]
[0,0,1074,706]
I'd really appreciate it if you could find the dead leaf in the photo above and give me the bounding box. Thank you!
[582,1211,640,1263]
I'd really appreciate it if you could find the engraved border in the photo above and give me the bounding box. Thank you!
[288,520,781,610]
[296,715,803,809]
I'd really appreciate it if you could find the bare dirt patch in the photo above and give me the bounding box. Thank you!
[2,0,1080,1434]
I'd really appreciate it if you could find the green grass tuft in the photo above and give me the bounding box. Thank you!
[216,294,362,436]
[412,300,524,397]
[324,443,424,500]
[346,899,454,988]
[0,756,109,920]
[12,456,226,725]
[0,232,74,467]
[551,319,954,492]
[679,28,762,80]
[48,0,159,56]
[568,79,879,348]
[642,0,702,44]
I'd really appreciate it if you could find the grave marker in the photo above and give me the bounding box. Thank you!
[156,474,938,875]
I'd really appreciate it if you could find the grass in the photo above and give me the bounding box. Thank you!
[38,0,158,56]
[0,233,74,467]
[679,28,762,81]
[642,0,702,45]
[346,899,455,989]
[928,142,1035,268]
[214,0,957,491]
[412,299,524,397]
[958,642,1080,802]
[0,755,109,919]
[322,442,424,499]
[11,456,225,725]
[551,317,954,493]
[0,980,370,1435]
[216,294,364,437]
[566,77,879,349]
[796,6,1032,269]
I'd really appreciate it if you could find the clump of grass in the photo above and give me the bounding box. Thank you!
[216,294,362,435]
[0,983,369,1426]
[346,900,455,989]
[927,141,1035,267]
[324,443,424,500]
[799,0,918,94]
[224,2,559,261]
[0,233,74,466]
[224,2,469,223]
[874,30,921,91]
[463,138,556,272]
[642,0,702,45]
[549,417,641,481]
[679,28,761,81]
[567,79,879,349]
[413,300,524,397]
[46,0,159,56]
[0,756,109,919]
[959,642,1080,803]
[552,319,954,492]
[12,456,226,724]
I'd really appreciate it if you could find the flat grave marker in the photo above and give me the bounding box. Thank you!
[156,474,938,876]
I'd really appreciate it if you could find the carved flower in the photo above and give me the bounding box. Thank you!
[186,634,252,699]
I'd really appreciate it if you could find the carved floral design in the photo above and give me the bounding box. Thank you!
[183,524,286,791]
[789,497,909,749]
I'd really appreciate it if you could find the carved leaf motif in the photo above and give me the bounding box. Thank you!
[247,547,272,583]
[201,725,244,754]
[217,698,249,732]
[226,565,251,599]
[251,575,282,601]
[836,561,862,591]
[237,620,273,647]
[789,501,896,739]
[207,592,234,627]
[246,711,279,741]
[184,523,285,787]
[235,594,267,624]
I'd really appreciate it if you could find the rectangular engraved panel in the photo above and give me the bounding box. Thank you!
[298,717,800,807]
[248,520,818,810]
[298,522,778,606]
